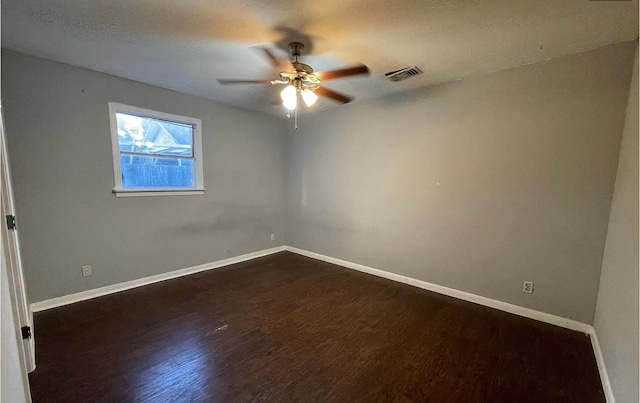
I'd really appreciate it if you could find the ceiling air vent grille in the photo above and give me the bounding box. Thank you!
[385,66,423,82]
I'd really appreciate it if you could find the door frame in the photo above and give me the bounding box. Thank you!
[0,102,35,372]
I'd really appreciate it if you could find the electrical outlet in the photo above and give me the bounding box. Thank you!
[270,233,275,242]
[82,265,92,277]
[523,281,534,294]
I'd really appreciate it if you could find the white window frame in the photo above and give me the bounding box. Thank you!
[108,103,205,197]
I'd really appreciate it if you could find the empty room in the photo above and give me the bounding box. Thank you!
[1,0,638,402]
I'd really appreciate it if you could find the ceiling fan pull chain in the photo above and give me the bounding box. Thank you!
[294,106,298,130]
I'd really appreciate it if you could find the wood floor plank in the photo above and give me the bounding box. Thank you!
[28,252,604,402]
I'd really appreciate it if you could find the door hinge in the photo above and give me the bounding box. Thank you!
[21,325,31,340]
[6,215,16,230]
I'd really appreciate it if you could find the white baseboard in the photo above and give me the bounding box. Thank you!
[284,246,592,334]
[589,327,615,402]
[30,246,285,312]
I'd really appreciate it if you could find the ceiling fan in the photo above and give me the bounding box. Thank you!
[218,42,370,111]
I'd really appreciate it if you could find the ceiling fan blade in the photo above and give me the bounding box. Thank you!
[217,79,272,85]
[315,64,370,81]
[315,86,353,104]
[258,47,292,72]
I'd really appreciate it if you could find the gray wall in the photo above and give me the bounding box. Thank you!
[2,50,288,303]
[286,42,636,324]
[593,46,639,403]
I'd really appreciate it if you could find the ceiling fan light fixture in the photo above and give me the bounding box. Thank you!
[281,85,297,110]
[301,89,318,107]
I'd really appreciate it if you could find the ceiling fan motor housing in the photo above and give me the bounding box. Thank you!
[293,62,314,74]
[288,42,315,76]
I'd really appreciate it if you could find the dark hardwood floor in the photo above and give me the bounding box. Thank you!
[29,252,604,402]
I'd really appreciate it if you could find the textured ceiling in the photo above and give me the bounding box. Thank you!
[2,0,638,116]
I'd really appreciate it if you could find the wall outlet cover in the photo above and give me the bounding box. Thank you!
[82,265,92,277]
[523,281,534,294]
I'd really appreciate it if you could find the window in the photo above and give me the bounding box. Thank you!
[108,103,204,197]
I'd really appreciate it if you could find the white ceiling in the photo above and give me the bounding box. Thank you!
[2,0,638,116]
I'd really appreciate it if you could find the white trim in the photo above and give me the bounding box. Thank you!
[30,246,285,312]
[284,246,592,333]
[113,189,205,197]
[107,102,205,196]
[589,327,615,402]
[1,104,35,398]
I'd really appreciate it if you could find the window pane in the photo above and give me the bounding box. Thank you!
[121,155,194,189]
[116,112,193,157]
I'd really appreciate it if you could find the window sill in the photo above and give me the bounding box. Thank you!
[113,188,205,198]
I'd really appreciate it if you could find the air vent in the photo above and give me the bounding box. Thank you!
[385,66,423,82]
